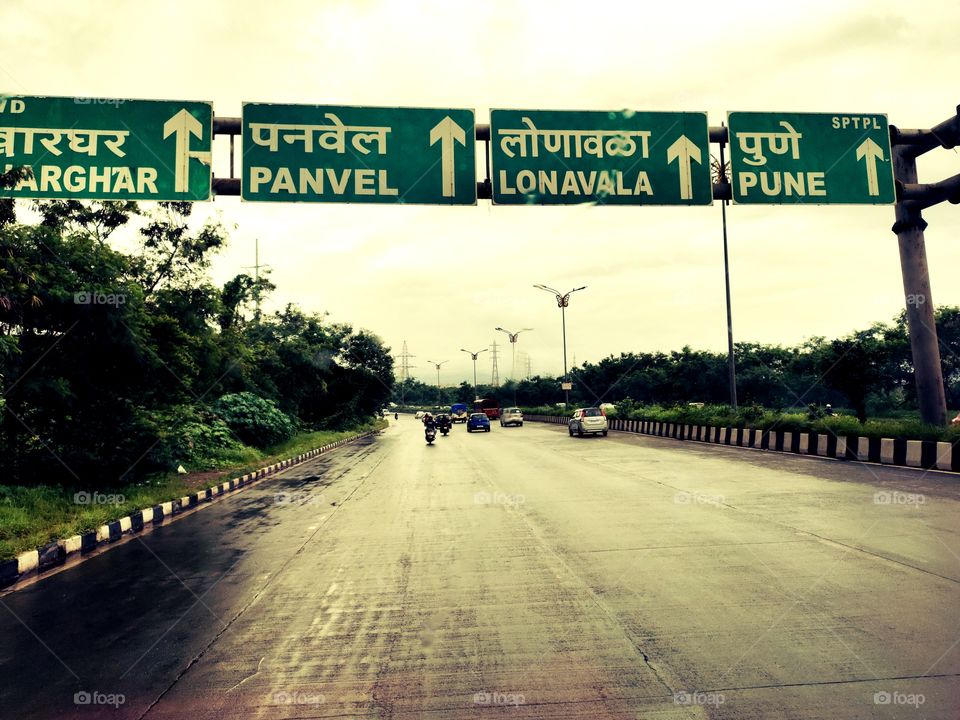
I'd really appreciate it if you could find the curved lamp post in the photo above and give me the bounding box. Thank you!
[460,347,488,401]
[533,284,586,408]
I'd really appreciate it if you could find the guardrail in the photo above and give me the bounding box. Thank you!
[524,415,960,473]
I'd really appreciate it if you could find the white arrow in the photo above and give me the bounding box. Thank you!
[856,137,885,197]
[429,116,467,198]
[667,135,702,200]
[163,109,210,193]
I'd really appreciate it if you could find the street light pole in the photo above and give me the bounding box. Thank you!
[426,359,448,405]
[561,305,568,394]
[534,284,586,409]
[718,134,738,411]
[460,348,488,402]
[495,326,533,405]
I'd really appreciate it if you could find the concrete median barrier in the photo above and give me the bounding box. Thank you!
[524,414,960,474]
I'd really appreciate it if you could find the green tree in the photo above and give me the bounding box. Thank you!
[815,327,888,422]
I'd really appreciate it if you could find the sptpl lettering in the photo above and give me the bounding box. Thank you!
[831,115,882,130]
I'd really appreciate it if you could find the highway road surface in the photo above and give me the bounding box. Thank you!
[1,416,958,719]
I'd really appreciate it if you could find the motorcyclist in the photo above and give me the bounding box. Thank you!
[436,413,451,433]
[394,412,398,420]
[423,412,436,430]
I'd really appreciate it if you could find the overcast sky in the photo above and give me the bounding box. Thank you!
[3,0,959,385]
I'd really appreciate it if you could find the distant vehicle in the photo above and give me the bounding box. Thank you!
[415,411,425,419]
[450,403,469,423]
[473,398,501,420]
[569,407,608,437]
[500,407,523,427]
[598,403,616,416]
[466,412,491,432]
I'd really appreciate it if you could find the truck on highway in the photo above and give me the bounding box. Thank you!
[450,403,469,423]
[473,398,501,420]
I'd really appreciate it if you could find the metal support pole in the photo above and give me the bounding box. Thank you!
[893,146,947,426]
[719,136,737,411]
[561,305,568,408]
[483,135,492,201]
[461,348,485,402]
[511,339,517,406]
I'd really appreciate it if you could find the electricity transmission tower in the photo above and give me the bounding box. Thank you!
[397,341,416,405]
[490,340,500,387]
[241,238,271,321]
[398,341,416,381]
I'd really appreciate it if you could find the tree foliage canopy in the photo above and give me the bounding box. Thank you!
[397,310,960,421]
[0,199,393,487]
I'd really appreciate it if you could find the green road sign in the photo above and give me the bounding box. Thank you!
[242,103,476,205]
[0,95,212,201]
[490,109,712,206]
[727,111,895,205]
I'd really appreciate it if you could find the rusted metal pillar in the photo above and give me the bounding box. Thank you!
[892,144,947,426]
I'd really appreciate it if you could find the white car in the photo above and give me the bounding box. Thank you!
[568,407,608,437]
[500,407,523,427]
[415,411,425,419]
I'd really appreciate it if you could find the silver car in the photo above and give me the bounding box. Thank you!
[500,407,524,427]
[568,407,608,437]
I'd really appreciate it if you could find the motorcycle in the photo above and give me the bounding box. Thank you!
[394,412,398,420]
[425,426,437,445]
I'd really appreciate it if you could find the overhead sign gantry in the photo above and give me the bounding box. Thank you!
[2,95,957,426]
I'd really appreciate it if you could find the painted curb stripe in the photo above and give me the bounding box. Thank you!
[0,558,20,588]
[17,550,39,575]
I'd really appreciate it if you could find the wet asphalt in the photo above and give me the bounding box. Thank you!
[0,417,958,719]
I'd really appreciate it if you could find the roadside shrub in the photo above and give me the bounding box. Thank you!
[214,392,295,448]
[739,403,766,423]
[145,405,257,470]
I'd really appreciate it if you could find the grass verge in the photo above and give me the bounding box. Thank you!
[0,419,386,561]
